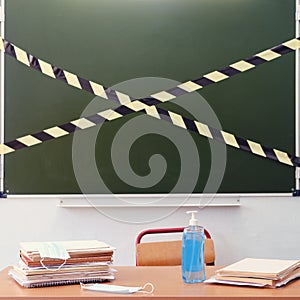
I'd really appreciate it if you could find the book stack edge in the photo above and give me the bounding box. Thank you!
[205,258,300,288]
[8,240,116,288]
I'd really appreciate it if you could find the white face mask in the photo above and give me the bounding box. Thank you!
[36,242,70,270]
[80,282,154,294]
[37,242,70,260]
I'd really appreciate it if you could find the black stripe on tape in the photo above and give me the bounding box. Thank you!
[5,140,26,150]
[245,56,266,66]
[236,137,252,152]
[220,66,241,77]
[167,87,188,97]
[157,107,172,123]
[291,155,300,166]
[59,123,77,133]
[272,44,293,55]
[115,105,135,115]
[105,89,120,103]
[29,55,42,72]
[140,97,161,106]
[4,41,16,58]
[53,67,66,81]
[182,116,198,132]
[192,77,214,87]
[261,145,278,161]
[85,114,106,125]
[32,131,53,142]
[208,127,225,143]
[77,77,93,94]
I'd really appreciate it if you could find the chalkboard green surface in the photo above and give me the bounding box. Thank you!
[4,0,295,194]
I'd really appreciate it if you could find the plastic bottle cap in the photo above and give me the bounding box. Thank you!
[187,210,199,226]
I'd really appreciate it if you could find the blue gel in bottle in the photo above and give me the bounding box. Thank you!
[182,211,206,283]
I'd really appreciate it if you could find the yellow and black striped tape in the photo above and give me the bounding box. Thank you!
[1,36,300,168]
[2,36,300,106]
[0,102,298,167]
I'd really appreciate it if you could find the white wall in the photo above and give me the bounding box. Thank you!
[0,194,299,270]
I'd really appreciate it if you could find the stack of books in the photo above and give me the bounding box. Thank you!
[205,258,300,288]
[8,240,115,288]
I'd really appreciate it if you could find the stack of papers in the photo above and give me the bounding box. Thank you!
[205,258,300,288]
[8,240,115,288]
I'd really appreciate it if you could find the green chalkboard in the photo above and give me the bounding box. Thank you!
[4,0,295,194]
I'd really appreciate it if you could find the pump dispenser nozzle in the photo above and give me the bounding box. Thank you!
[187,210,199,226]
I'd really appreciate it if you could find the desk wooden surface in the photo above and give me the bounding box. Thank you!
[1,266,300,300]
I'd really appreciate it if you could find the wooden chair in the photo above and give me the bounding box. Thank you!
[135,227,215,266]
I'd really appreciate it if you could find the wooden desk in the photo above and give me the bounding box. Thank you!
[1,266,300,300]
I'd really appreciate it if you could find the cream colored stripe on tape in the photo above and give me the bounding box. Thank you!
[116,91,132,105]
[0,144,14,155]
[195,121,213,139]
[230,60,255,72]
[177,81,202,92]
[71,118,96,129]
[125,101,148,112]
[274,149,293,166]
[247,140,266,157]
[0,38,4,52]
[14,46,30,66]
[282,39,300,50]
[44,126,69,138]
[38,59,56,78]
[145,106,160,119]
[221,131,239,148]
[151,91,176,102]
[256,50,281,61]
[169,111,186,129]
[64,71,82,89]
[204,71,229,82]
[17,135,41,146]
[90,81,108,99]
[98,109,122,120]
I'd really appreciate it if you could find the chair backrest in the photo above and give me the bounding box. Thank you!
[135,227,215,266]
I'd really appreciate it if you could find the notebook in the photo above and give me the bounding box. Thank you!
[20,240,114,262]
[216,258,300,280]
[205,258,300,288]
[8,268,114,288]
[214,267,300,287]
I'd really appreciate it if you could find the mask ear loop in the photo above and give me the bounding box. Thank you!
[138,282,154,294]
[40,258,67,271]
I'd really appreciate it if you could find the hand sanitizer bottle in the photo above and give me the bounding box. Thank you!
[182,210,206,283]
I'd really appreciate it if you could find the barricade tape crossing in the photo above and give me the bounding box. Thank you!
[0,36,300,167]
